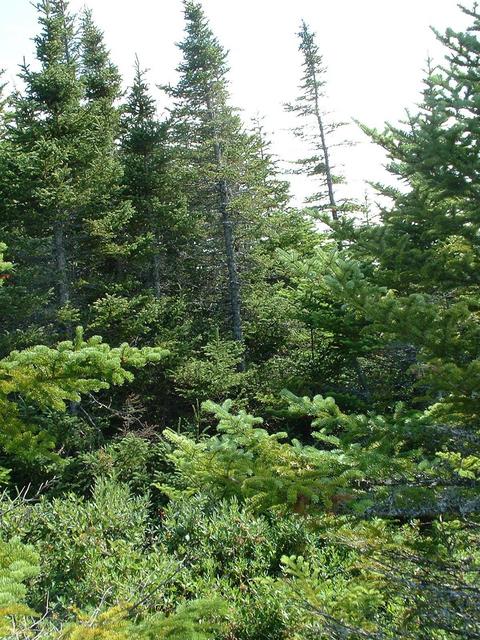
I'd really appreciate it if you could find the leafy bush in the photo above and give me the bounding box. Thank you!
[58,433,172,501]
[158,493,315,639]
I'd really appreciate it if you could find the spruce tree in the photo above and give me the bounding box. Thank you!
[0,2,133,350]
[361,11,480,296]
[120,59,187,300]
[77,9,134,302]
[283,22,372,398]
[80,9,121,102]
[0,0,85,349]
[26,0,77,308]
[165,1,288,355]
[166,0,244,345]
[345,5,480,420]
[286,21,349,221]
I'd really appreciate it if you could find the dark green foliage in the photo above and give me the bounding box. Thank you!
[0,0,132,351]
[165,1,289,348]
[119,58,190,307]
[59,433,172,501]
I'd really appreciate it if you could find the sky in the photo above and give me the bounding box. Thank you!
[0,0,470,205]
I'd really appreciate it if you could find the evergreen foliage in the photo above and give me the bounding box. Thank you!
[165,1,289,350]
[286,21,352,219]
[120,59,186,303]
[0,537,39,637]
[0,321,166,476]
[0,2,480,639]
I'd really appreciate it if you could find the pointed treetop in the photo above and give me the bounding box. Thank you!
[126,56,157,121]
[297,20,327,101]
[20,0,81,110]
[33,0,76,67]
[173,0,230,104]
[80,8,121,101]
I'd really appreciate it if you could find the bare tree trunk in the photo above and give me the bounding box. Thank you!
[353,357,371,401]
[54,221,69,306]
[206,95,244,363]
[152,251,162,299]
[308,60,338,221]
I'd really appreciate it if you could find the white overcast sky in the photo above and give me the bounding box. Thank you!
[0,0,470,205]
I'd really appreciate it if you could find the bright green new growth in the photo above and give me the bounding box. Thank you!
[57,599,229,640]
[162,397,380,514]
[0,319,166,470]
[0,538,40,636]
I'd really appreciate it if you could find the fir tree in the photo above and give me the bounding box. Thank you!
[80,9,121,103]
[347,5,480,420]
[0,0,89,346]
[0,2,134,350]
[0,320,166,475]
[361,15,480,295]
[166,0,244,346]
[3,0,82,315]
[283,22,372,398]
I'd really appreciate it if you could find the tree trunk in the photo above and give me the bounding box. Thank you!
[54,221,69,306]
[152,250,162,299]
[309,61,338,221]
[353,357,371,401]
[206,95,244,361]
[218,175,243,344]
[214,147,244,349]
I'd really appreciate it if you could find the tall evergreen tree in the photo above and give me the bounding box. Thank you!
[361,14,480,296]
[282,22,372,398]
[80,9,121,102]
[166,0,244,345]
[0,0,84,346]
[287,21,349,221]
[120,59,187,300]
[295,5,480,423]
[77,9,134,301]
[0,2,133,350]
[165,1,289,355]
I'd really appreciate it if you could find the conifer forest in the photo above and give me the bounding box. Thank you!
[1,1,480,638]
